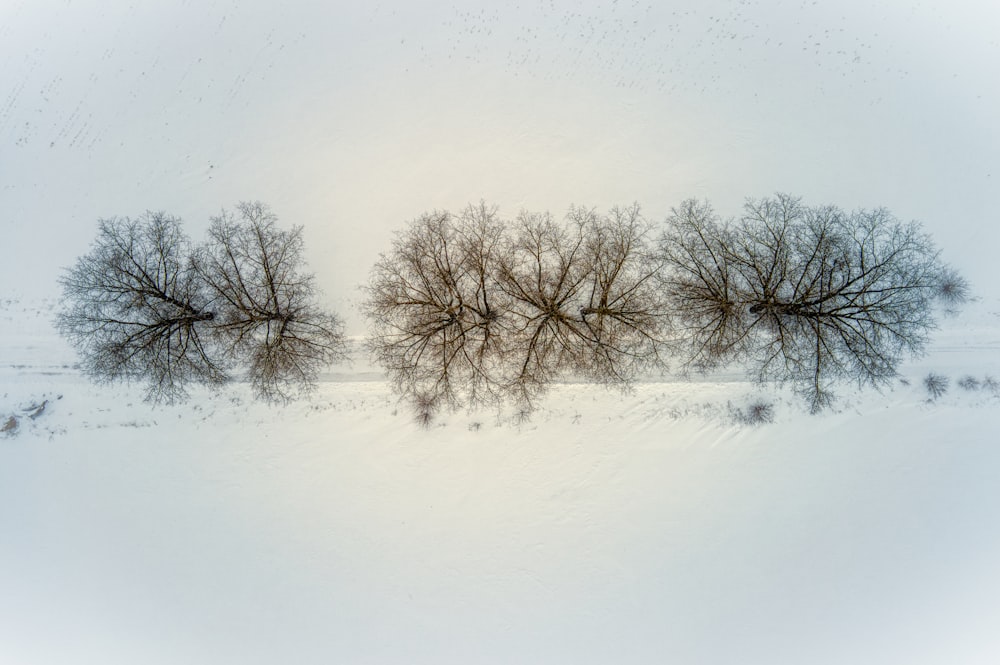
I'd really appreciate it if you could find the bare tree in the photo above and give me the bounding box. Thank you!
[575,204,669,384]
[196,201,347,402]
[658,198,749,371]
[58,203,345,403]
[497,209,593,404]
[363,203,511,416]
[57,212,226,402]
[661,193,967,411]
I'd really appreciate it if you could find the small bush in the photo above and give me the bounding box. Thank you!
[957,375,981,391]
[513,408,532,426]
[936,268,970,311]
[731,399,775,425]
[924,373,949,400]
[1,415,18,436]
[745,400,775,425]
[983,376,999,394]
[411,391,440,428]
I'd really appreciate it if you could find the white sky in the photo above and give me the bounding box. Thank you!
[2,0,998,333]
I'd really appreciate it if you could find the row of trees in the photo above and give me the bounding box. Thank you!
[366,195,967,415]
[364,202,667,419]
[58,195,967,414]
[57,202,346,403]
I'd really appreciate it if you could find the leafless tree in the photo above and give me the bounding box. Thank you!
[661,193,967,411]
[576,204,669,384]
[363,202,512,415]
[658,198,749,373]
[497,209,593,404]
[57,212,226,402]
[195,201,347,402]
[58,203,345,403]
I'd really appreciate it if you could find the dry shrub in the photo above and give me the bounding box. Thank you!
[924,373,949,400]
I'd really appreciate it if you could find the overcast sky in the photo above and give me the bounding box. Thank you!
[2,0,997,333]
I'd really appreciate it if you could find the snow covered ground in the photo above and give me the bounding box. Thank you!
[4,1,1000,662]
[3,294,1000,664]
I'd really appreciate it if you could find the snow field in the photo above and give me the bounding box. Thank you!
[3,298,1000,663]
